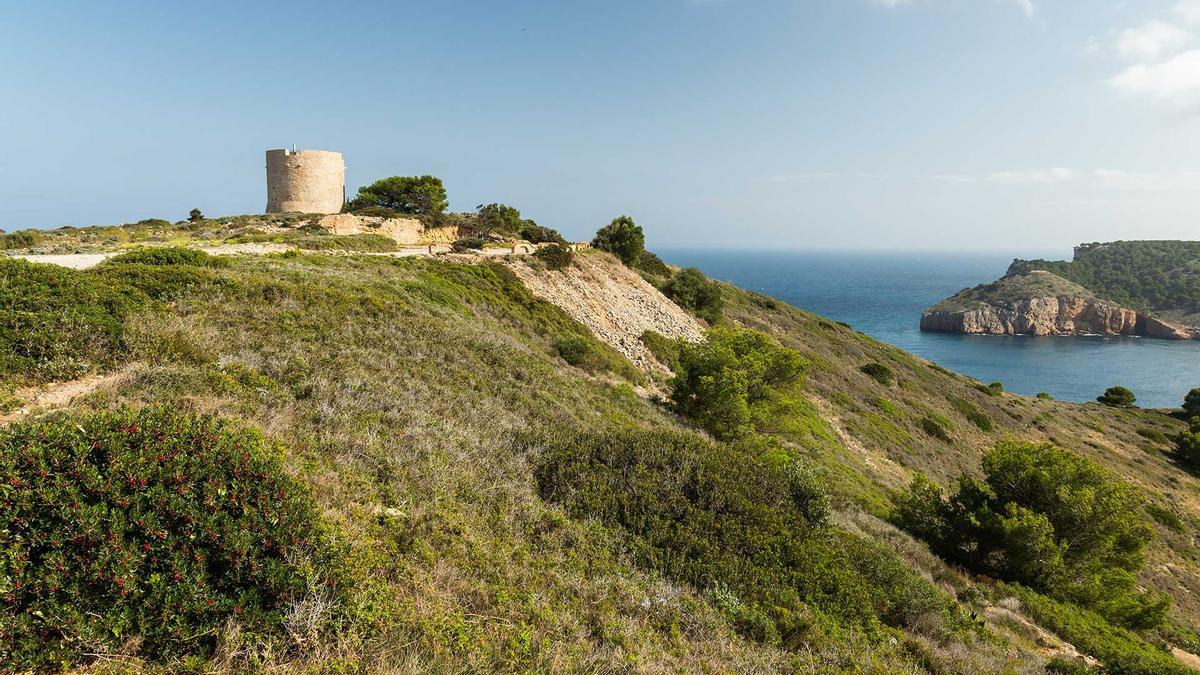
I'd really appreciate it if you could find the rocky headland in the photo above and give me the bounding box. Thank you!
[921,270,1196,340]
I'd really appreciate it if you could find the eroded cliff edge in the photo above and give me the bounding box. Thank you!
[920,270,1194,339]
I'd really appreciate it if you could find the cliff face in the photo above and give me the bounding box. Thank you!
[920,271,1194,339]
[920,296,1141,337]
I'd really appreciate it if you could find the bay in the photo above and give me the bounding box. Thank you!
[658,248,1200,409]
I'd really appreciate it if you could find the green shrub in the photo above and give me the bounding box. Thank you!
[1184,388,1200,418]
[0,407,341,669]
[554,335,595,366]
[105,247,229,268]
[1037,392,1054,400]
[635,251,672,278]
[976,381,1004,396]
[451,237,485,252]
[859,363,894,386]
[0,229,44,250]
[1098,386,1136,408]
[476,203,524,236]
[663,268,724,324]
[670,328,807,440]
[345,204,403,219]
[534,243,574,271]
[1006,585,1191,675]
[1145,502,1185,533]
[918,415,951,442]
[188,208,204,222]
[591,216,645,266]
[94,263,230,302]
[1173,417,1200,471]
[353,175,448,216]
[892,441,1169,629]
[640,331,682,372]
[0,258,146,382]
[293,234,397,252]
[1136,427,1169,445]
[949,396,993,432]
[519,220,567,245]
[531,428,957,645]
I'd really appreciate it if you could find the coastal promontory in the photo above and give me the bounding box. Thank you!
[922,241,1200,339]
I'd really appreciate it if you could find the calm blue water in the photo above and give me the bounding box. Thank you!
[657,249,1200,409]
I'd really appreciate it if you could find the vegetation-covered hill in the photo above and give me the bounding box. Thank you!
[1009,241,1200,325]
[924,270,1098,313]
[4,219,1200,672]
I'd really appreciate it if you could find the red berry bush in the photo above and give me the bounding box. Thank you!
[0,407,336,670]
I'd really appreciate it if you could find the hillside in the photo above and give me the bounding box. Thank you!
[1011,241,1200,325]
[922,241,1200,339]
[4,219,1200,673]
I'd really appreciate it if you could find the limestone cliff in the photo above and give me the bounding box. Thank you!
[505,252,704,372]
[921,271,1193,339]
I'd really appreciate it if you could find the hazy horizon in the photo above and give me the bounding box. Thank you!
[3,0,1199,250]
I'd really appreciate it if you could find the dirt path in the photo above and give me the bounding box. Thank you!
[11,242,527,270]
[0,371,127,424]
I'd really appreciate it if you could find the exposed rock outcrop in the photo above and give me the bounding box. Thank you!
[317,213,459,246]
[921,271,1194,339]
[506,253,704,372]
[920,297,1140,337]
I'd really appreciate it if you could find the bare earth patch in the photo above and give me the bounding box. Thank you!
[506,253,704,372]
[1,370,128,424]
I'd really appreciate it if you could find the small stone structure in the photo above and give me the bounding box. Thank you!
[265,148,345,214]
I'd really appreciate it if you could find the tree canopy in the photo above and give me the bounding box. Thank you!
[592,216,645,266]
[1098,386,1136,408]
[354,176,448,216]
[670,328,807,440]
[892,440,1168,629]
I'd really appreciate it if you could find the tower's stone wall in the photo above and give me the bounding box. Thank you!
[265,149,345,214]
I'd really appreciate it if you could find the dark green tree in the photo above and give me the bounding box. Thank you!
[1183,388,1200,418]
[892,440,1168,629]
[534,243,574,271]
[663,267,724,324]
[1098,386,1137,408]
[592,216,645,266]
[1174,417,1200,470]
[519,220,567,244]
[355,176,448,216]
[476,203,523,236]
[670,328,807,440]
[188,208,203,222]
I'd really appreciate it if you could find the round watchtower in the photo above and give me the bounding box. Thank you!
[265,148,345,214]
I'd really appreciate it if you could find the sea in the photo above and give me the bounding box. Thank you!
[657,249,1200,409]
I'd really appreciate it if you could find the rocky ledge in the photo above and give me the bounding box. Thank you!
[920,271,1195,340]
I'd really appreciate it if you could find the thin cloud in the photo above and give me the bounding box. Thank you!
[1109,49,1200,113]
[1116,20,1191,61]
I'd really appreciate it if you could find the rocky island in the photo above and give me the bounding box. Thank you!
[922,241,1200,339]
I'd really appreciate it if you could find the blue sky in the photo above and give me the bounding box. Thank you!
[2,0,1199,251]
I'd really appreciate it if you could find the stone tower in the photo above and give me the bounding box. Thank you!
[265,148,345,214]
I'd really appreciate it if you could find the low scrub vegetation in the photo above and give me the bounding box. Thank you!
[533,243,574,270]
[859,362,894,386]
[533,428,966,648]
[663,267,724,324]
[893,440,1169,629]
[669,328,807,440]
[293,233,397,253]
[105,247,228,268]
[0,407,343,670]
[0,259,145,383]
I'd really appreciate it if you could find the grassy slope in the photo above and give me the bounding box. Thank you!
[7,237,1200,671]
[720,281,1200,630]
